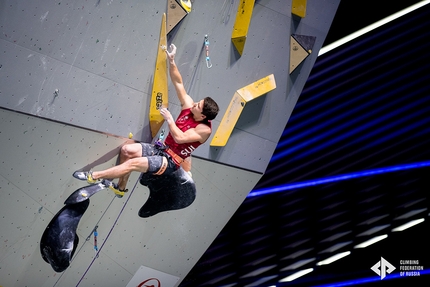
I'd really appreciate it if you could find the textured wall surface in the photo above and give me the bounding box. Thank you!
[0,0,339,173]
[0,0,339,286]
[0,108,261,286]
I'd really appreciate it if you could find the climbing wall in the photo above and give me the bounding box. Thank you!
[0,0,340,286]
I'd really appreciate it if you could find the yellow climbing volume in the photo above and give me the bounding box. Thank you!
[210,74,276,147]
[231,0,255,56]
[149,13,168,138]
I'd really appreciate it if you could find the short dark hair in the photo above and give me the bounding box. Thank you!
[202,97,219,122]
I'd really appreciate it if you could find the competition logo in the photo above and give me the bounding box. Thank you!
[177,115,188,123]
[371,257,396,280]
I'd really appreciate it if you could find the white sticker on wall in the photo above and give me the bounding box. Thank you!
[126,265,180,287]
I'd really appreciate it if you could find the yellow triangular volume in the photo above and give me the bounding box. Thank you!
[231,36,247,56]
[292,0,307,18]
[179,0,191,13]
[236,74,276,102]
[231,0,255,55]
[210,92,244,147]
[150,13,168,138]
[211,74,276,147]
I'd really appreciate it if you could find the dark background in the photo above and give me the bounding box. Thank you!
[181,1,430,286]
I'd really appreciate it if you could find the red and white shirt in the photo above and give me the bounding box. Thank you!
[164,108,211,159]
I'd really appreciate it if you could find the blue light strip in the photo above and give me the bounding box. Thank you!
[311,268,430,287]
[272,72,429,163]
[248,161,430,198]
[282,33,429,140]
[272,94,428,163]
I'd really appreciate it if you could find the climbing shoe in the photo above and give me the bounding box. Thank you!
[72,171,99,184]
[108,182,128,198]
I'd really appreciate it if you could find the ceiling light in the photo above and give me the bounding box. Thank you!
[319,0,430,56]
[316,251,351,266]
[392,218,425,232]
[279,268,314,282]
[354,234,388,248]
[281,258,316,271]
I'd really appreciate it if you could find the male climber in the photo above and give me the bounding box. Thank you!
[73,44,219,196]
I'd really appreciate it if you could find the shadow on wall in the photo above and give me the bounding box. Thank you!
[40,139,197,273]
[74,143,125,173]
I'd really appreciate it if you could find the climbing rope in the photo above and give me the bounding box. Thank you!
[75,178,140,287]
[51,195,116,287]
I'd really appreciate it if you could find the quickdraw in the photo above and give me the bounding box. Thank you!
[93,226,99,257]
[86,225,99,258]
[204,35,213,68]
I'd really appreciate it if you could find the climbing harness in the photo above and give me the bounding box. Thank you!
[204,35,213,68]
[165,147,185,165]
[153,160,168,175]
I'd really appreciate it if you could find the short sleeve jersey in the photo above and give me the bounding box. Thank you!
[164,108,211,159]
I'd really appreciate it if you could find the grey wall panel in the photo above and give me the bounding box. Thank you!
[0,108,261,286]
[0,0,162,92]
[159,0,339,173]
[0,39,152,141]
[0,175,56,286]
[201,121,279,173]
[0,0,340,284]
[1,0,339,174]
[0,109,127,211]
